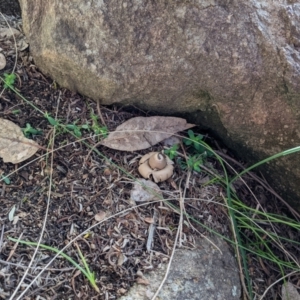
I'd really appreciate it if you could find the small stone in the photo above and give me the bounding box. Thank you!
[0,53,6,70]
[130,179,163,202]
[94,211,106,222]
[103,168,111,176]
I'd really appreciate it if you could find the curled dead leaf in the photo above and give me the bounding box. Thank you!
[0,118,39,163]
[101,116,194,151]
[107,251,127,266]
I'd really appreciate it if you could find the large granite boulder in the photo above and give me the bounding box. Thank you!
[19,0,300,209]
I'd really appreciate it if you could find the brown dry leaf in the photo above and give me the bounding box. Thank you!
[0,118,39,163]
[101,116,195,151]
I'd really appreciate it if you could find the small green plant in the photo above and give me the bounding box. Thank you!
[186,155,203,172]
[3,73,16,88]
[60,115,108,139]
[164,144,179,160]
[11,109,21,115]
[90,113,108,138]
[22,123,42,138]
[179,154,203,172]
[179,130,215,173]
[184,129,214,156]
[183,130,204,152]
[1,174,11,184]
[65,121,90,138]
[44,113,86,138]
[94,124,108,138]
[44,112,59,126]
[8,237,100,293]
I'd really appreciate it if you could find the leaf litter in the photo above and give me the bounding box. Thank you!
[0,118,39,163]
[101,116,195,151]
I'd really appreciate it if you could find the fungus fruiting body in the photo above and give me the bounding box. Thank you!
[138,152,174,182]
[148,153,167,170]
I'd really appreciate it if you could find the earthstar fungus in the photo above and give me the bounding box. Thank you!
[138,152,174,182]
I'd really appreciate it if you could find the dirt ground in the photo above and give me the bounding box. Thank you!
[0,14,299,300]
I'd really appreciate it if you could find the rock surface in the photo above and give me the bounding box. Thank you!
[19,0,300,209]
[119,236,241,300]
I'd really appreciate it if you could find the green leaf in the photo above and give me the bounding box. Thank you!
[187,129,195,138]
[12,109,21,115]
[183,138,193,146]
[185,155,203,172]
[66,124,77,130]
[73,128,82,137]
[194,164,201,172]
[90,113,98,122]
[3,73,16,88]
[45,113,59,126]
[22,123,42,137]
[194,143,205,153]
[184,130,206,153]
[8,237,100,293]
[93,126,108,138]
[1,175,11,184]
[164,144,179,160]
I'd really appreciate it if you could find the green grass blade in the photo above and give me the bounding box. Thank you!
[8,237,100,293]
